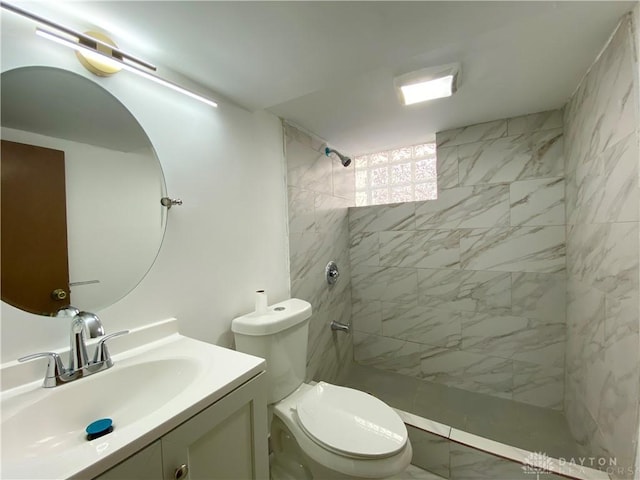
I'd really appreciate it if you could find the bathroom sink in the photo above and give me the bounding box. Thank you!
[0,321,266,479]
[2,357,199,461]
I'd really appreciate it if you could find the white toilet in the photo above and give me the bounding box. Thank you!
[232,298,412,479]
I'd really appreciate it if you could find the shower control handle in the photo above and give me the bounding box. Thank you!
[326,261,339,285]
[174,464,189,479]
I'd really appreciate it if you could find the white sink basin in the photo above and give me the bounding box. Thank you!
[3,358,199,461]
[1,323,265,479]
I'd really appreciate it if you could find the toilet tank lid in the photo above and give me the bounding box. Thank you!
[231,298,312,336]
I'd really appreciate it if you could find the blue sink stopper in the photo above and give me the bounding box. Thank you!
[86,418,113,441]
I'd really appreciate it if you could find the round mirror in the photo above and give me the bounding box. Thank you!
[1,66,166,316]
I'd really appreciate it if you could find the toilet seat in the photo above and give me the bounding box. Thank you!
[295,382,407,459]
[272,382,412,479]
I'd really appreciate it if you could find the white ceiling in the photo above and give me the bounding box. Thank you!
[8,1,637,156]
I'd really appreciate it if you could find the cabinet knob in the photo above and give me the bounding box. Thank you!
[174,464,189,479]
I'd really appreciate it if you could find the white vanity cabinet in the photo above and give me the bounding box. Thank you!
[94,441,163,480]
[95,372,268,480]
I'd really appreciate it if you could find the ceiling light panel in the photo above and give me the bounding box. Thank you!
[394,63,460,106]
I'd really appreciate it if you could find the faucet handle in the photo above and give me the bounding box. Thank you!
[18,352,66,388]
[92,330,129,367]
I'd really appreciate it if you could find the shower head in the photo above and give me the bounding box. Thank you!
[324,147,352,167]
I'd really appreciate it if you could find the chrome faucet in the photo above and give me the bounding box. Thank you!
[18,311,128,387]
[69,311,104,372]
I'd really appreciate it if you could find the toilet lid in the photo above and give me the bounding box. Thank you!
[295,382,407,458]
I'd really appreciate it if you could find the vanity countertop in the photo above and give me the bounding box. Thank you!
[0,319,265,479]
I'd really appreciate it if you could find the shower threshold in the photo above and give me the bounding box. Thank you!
[339,363,610,480]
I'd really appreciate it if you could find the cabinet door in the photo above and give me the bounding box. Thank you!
[162,373,268,480]
[94,440,163,480]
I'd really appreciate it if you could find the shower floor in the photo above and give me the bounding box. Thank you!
[339,363,582,461]
[391,465,444,479]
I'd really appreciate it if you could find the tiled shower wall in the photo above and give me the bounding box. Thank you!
[563,13,639,475]
[284,123,354,383]
[350,110,566,409]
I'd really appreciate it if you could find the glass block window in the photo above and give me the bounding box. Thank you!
[355,142,437,206]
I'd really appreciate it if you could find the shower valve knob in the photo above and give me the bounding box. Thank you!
[326,261,339,285]
[174,464,189,479]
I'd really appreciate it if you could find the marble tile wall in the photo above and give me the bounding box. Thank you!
[284,123,355,383]
[350,109,567,409]
[563,13,640,477]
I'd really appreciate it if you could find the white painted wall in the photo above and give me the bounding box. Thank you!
[2,127,163,311]
[0,14,291,362]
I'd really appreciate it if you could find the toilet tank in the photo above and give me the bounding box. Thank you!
[232,298,312,404]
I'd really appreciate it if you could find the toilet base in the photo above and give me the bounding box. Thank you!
[270,419,312,480]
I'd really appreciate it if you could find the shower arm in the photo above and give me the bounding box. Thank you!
[322,145,352,167]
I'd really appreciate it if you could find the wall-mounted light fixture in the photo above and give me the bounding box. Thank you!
[1,1,218,108]
[394,63,460,106]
